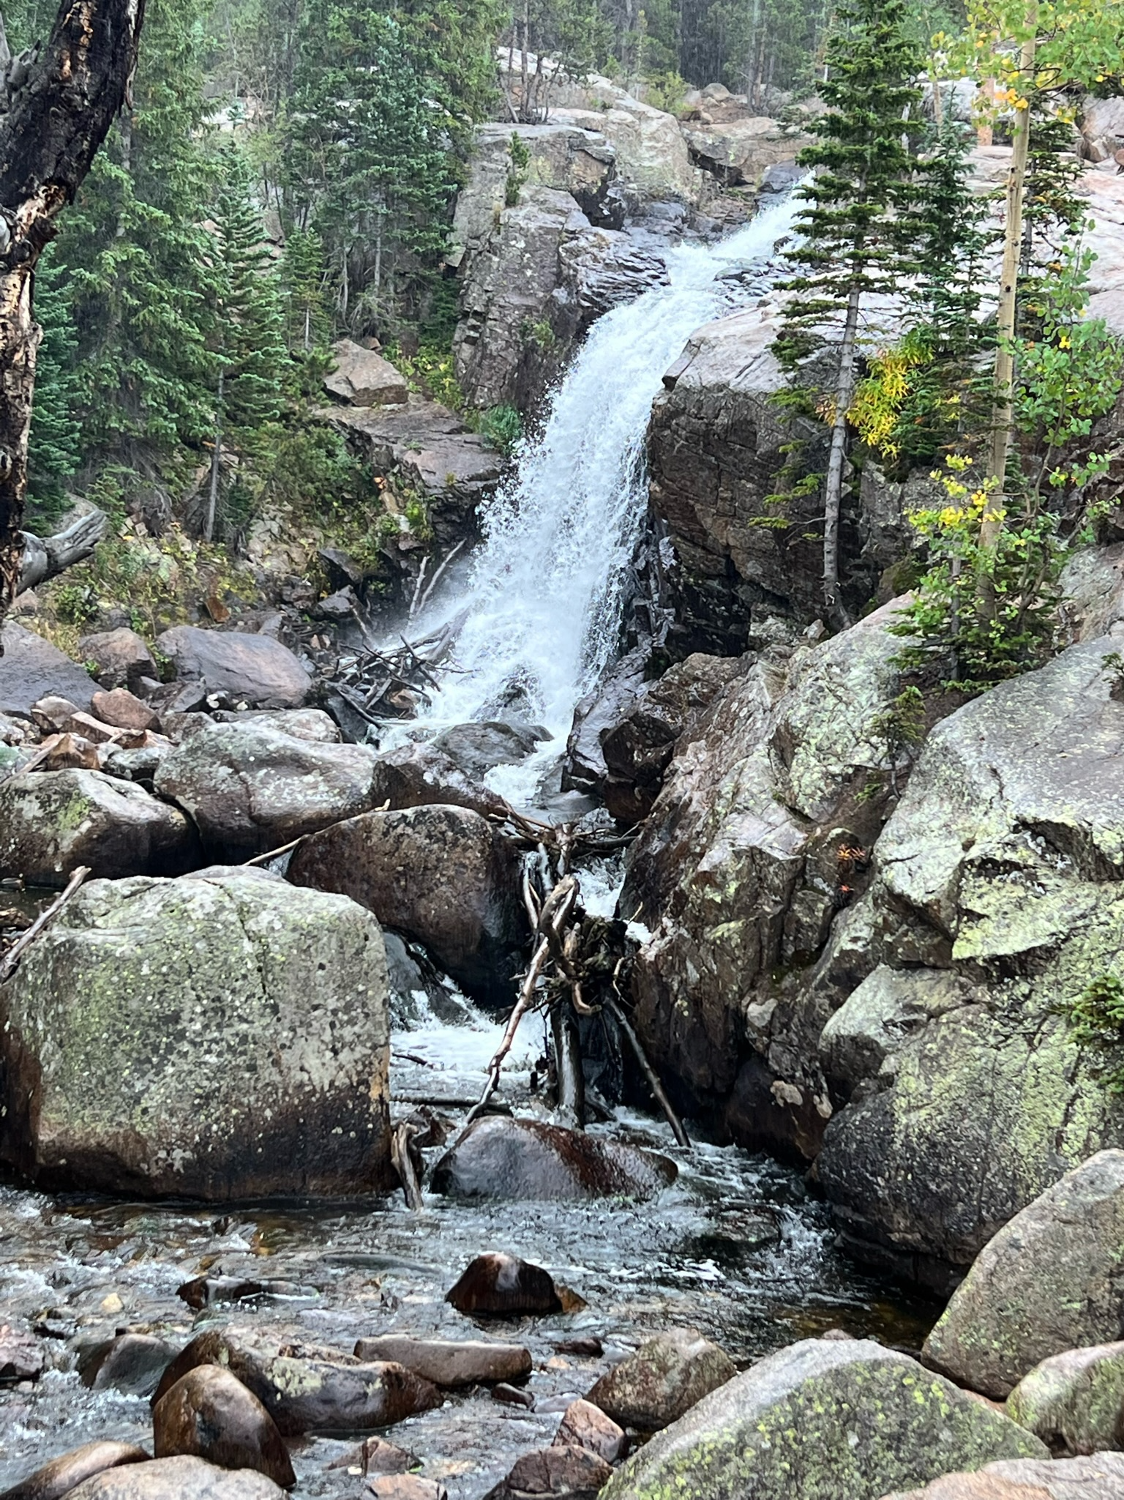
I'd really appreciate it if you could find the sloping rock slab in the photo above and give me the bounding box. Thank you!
[922,1152,1124,1399]
[1007,1342,1124,1456]
[63,1456,285,1499]
[0,872,391,1198]
[0,622,96,716]
[156,627,311,709]
[601,1338,1045,1500]
[431,1117,677,1203]
[0,1441,148,1500]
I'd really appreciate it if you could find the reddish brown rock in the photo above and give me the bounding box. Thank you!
[91,688,160,733]
[430,1117,677,1203]
[326,1437,416,1476]
[445,1254,563,1317]
[153,1366,295,1488]
[0,1441,148,1500]
[366,1478,447,1500]
[482,1445,613,1500]
[553,1400,628,1463]
[79,628,158,692]
[882,1451,1124,1498]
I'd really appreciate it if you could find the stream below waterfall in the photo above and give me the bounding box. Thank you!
[0,195,943,1497]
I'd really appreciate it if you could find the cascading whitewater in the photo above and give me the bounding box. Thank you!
[410,192,801,751]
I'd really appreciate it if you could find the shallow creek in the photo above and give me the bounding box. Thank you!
[0,1001,940,1498]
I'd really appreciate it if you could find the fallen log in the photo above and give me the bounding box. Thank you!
[17,509,107,593]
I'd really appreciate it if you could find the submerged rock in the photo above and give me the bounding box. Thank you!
[0,872,392,1198]
[155,627,311,709]
[1006,1342,1124,1456]
[445,1254,563,1317]
[0,768,198,886]
[152,1326,441,1436]
[351,1335,532,1388]
[155,722,382,858]
[600,1337,1046,1500]
[430,1117,678,1203]
[882,1452,1124,1499]
[922,1152,1124,1399]
[0,1442,148,1500]
[586,1329,735,1433]
[289,804,528,1006]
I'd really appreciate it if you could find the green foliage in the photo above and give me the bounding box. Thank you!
[891,458,1066,690]
[1065,973,1124,1093]
[478,404,523,457]
[26,247,82,534]
[862,685,927,796]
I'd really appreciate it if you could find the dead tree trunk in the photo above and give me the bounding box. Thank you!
[0,0,146,622]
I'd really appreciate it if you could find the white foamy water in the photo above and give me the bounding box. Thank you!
[407,194,800,762]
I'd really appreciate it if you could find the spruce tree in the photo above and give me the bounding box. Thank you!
[777,0,923,622]
[204,146,289,541]
[26,247,82,532]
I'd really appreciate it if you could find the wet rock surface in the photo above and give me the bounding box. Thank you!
[152,1367,295,1487]
[0,1441,148,1500]
[351,1337,532,1390]
[430,1119,677,1204]
[481,1445,612,1500]
[63,1456,287,1498]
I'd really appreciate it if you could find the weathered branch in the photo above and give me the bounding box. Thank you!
[16,508,106,592]
[0,863,90,982]
[0,0,146,617]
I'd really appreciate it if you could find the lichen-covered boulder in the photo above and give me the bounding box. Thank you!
[155,722,382,857]
[818,640,1124,1275]
[882,1451,1124,1499]
[600,1338,1047,1500]
[0,768,198,886]
[1007,1342,1124,1455]
[621,599,912,1148]
[0,871,392,1198]
[288,804,528,1005]
[922,1152,1124,1399]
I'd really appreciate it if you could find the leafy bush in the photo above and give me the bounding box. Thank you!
[1065,974,1124,1093]
[479,404,522,456]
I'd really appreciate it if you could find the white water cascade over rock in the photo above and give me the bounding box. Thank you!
[406,193,800,794]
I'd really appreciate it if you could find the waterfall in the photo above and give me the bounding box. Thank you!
[404,192,801,767]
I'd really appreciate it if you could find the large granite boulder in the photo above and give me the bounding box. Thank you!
[586,1330,735,1432]
[430,1116,677,1202]
[0,769,198,886]
[79,628,158,693]
[0,622,96,716]
[817,640,1124,1275]
[600,1338,1046,1500]
[288,804,528,1005]
[921,1153,1124,1399]
[62,1457,285,1499]
[155,722,382,857]
[552,99,700,201]
[156,627,311,709]
[0,871,392,1197]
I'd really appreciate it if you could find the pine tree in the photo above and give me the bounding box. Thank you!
[912,119,993,360]
[204,146,289,541]
[52,0,217,481]
[777,0,923,622]
[26,247,82,533]
[280,227,331,354]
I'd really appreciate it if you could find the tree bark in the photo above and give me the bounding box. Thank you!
[17,507,106,592]
[822,282,862,625]
[0,0,146,621]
